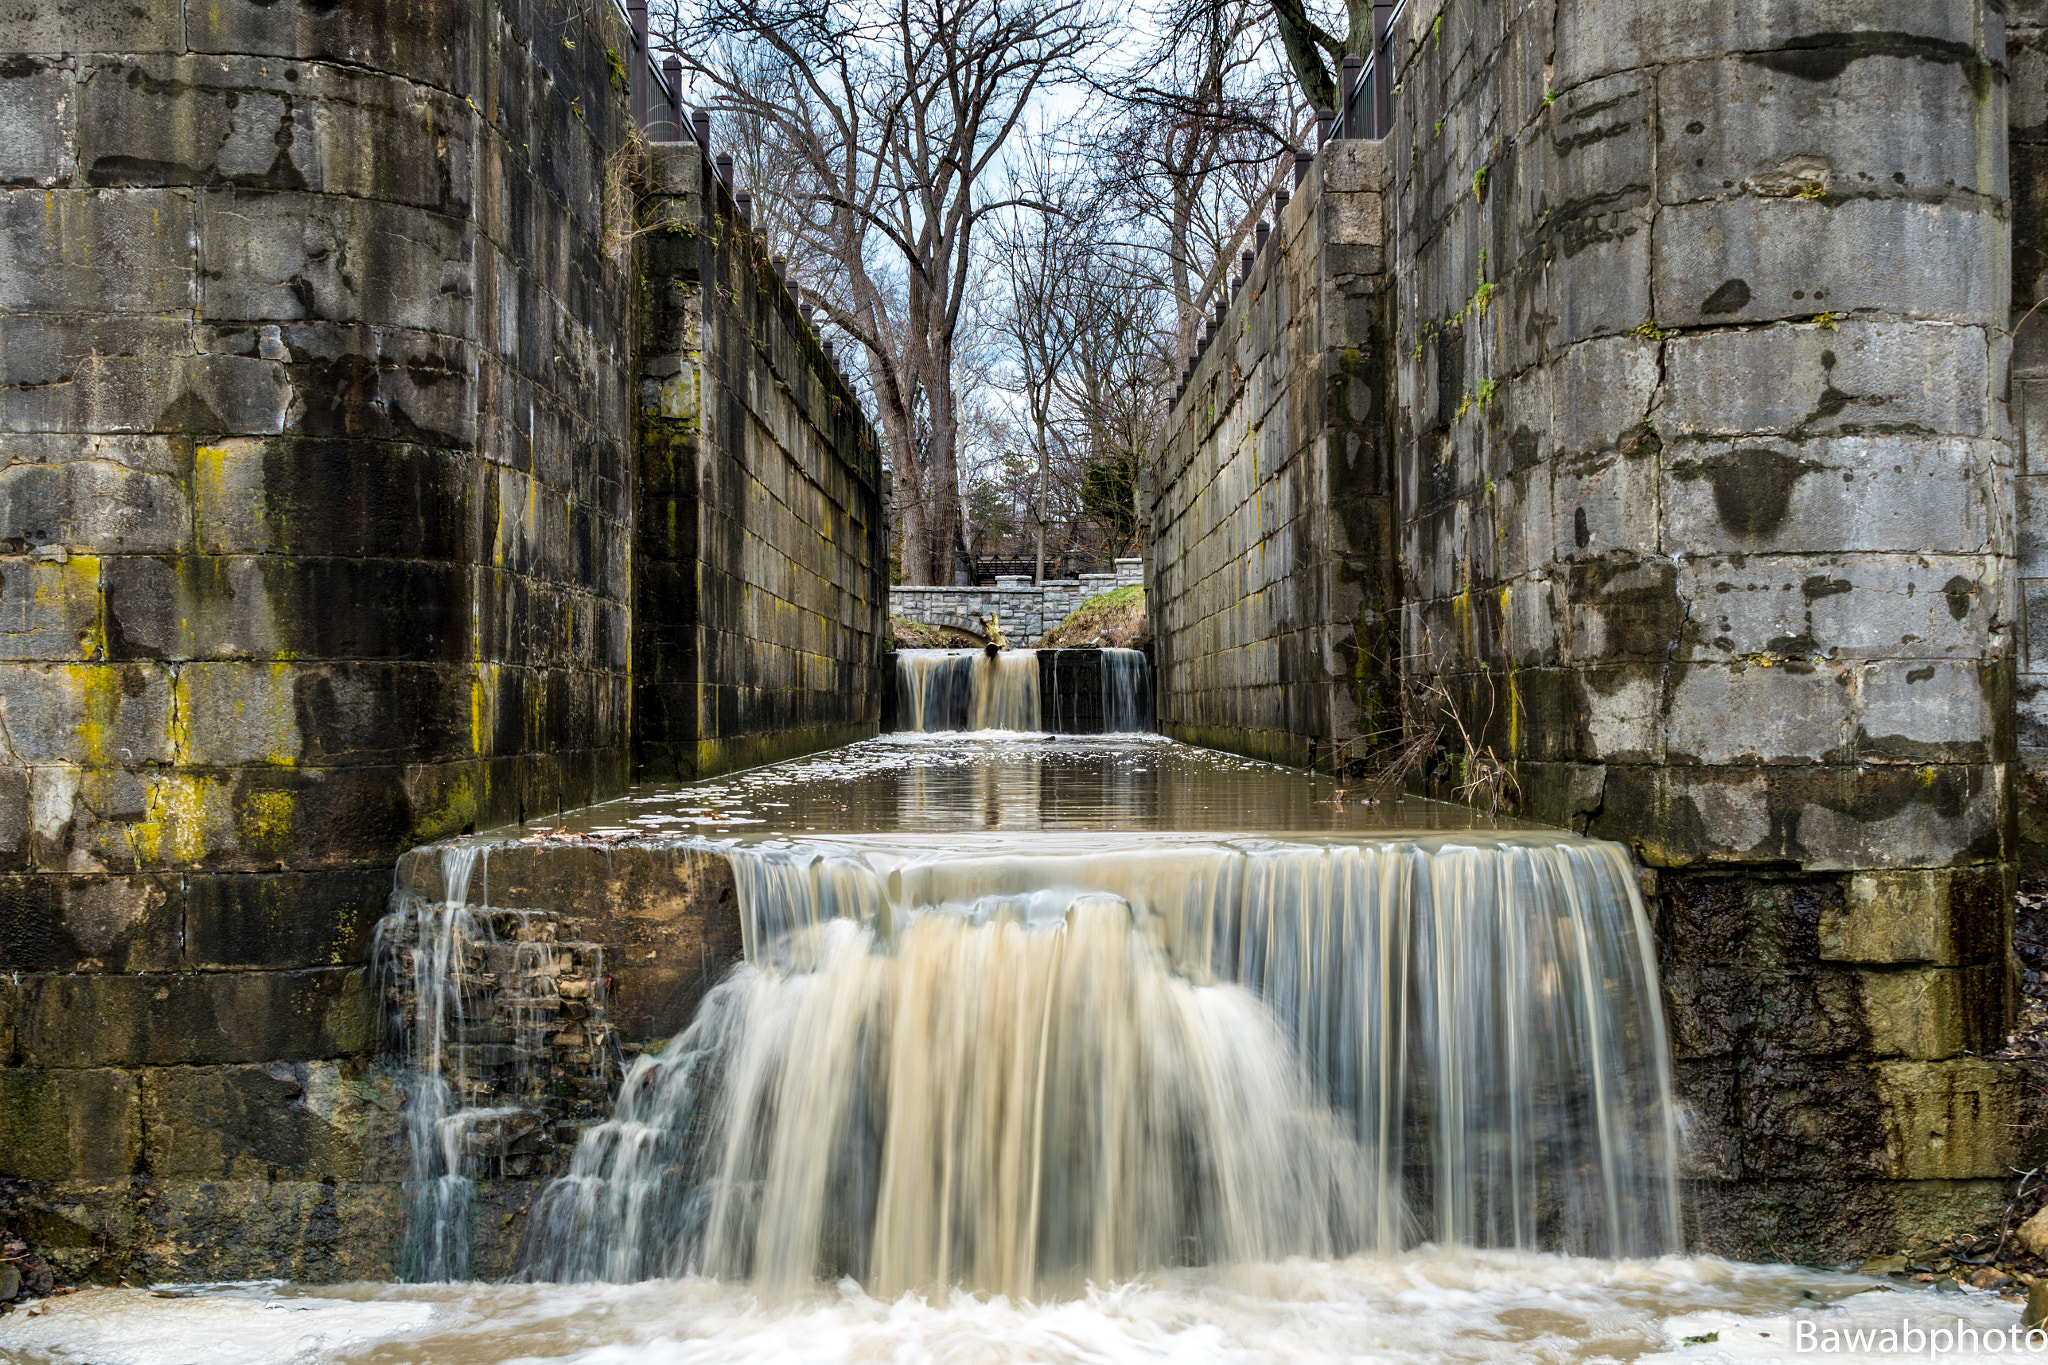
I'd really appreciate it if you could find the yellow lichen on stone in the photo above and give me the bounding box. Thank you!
[126,772,217,867]
[240,788,295,858]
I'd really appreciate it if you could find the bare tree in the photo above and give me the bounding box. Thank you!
[1265,0,1374,113]
[1082,0,1297,358]
[989,156,1090,581]
[659,0,1098,584]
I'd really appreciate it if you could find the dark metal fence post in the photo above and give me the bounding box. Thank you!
[1340,55,1361,139]
[715,151,734,186]
[629,1,649,129]
[1254,219,1269,254]
[693,109,710,152]
[1373,0,1395,137]
[1315,106,1335,148]
[662,56,683,138]
[735,189,753,224]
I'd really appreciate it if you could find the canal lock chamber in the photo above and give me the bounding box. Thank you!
[371,720,1682,1292]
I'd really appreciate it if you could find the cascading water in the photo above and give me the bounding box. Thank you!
[376,843,618,1281]
[893,649,1043,731]
[892,648,1152,733]
[1042,647,1153,733]
[517,830,1680,1296]
[38,735,1977,1364]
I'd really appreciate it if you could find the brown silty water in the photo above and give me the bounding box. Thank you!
[2,679,2036,1362]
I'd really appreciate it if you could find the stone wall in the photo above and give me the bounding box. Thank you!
[1384,0,2018,1261]
[0,0,639,1281]
[632,145,888,779]
[0,0,885,1283]
[1145,147,1394,771]
[892,558,1144,645]
[2014,2,2048,869]
[1148,0,2027,1260]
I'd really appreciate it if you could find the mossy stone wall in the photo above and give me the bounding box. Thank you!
[632,145,888,780]
[0,0,885,1281]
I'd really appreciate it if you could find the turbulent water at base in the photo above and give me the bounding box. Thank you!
[893,648,1150,732]
[520,831,1679,1297]
[12,1255,2039,1365]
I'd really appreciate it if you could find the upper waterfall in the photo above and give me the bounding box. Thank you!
[893,649,1153,733]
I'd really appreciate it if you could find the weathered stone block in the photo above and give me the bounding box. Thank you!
[0,1068,138,1182]
[0,556,102,661]
[1855,659,1997,764]
[174,663,303,767]
[1874,1059,2023,1181]
[0,662,174,765]
[1654,197,2000,331]
[0,56,74,187]
[0,874,181,973]
[199,191,472,333]
[1542,207,1655,350]
[1658,54,2001,206]
[1676,553,1994,663]
[1599,763,2004,868]
[1534,70,1654,224]
[1822,866,2011,965]
[184,870,388,970]
[1554,0,1988,90]
[184,0,475,96]
[76,56,474,214]
[1546,334,1662,458]
[0,351,293,439]
[1666,661,1854,765]
[1786,762,2007,871]
[0,459,189,554]
[1660,322,1992,442]
[272,322,479,449]
[0,189,196,314]
[15,968,370,1068]
[1663,436,1992,556]
[1739,1058,1892,1180]
[103,555,472,664]
[132,1178,407,1284]
[1857,964,2010,1059]
[140,1061,402,1181]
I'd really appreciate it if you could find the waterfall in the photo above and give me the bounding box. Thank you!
[893,649,1153,733]
[1102,647,1150,732]
[1043,647,1152,733]
[517,832,1681,1295]
[376,843,618,1281]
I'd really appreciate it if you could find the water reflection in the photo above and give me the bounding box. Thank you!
[544,733,1533,841]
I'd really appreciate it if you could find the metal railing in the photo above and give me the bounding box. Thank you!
[1169,0,1406,407]
[620,0,709,149]
[1340,0,1402,142]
